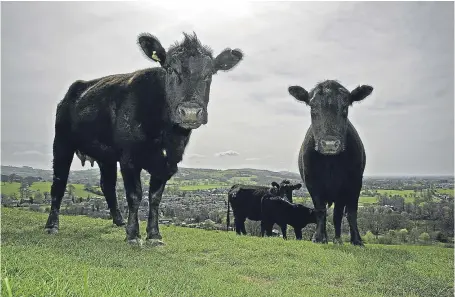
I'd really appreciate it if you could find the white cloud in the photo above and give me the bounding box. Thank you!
[215,150,240,157]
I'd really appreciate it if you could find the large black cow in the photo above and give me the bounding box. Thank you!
[288,80,373,246]
[260,196,316,240]
[44,32,244,245]
[227,180,302,235]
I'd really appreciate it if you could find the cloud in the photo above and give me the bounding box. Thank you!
[214,150,240,157]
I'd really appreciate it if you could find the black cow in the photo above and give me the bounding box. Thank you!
[260,196,317,240]
[288,80,373,246]
[44,32,244,245]
[227,180,302,235]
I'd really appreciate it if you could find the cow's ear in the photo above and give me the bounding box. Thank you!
[138,33,167,66]
[271,182,279,188]
[214,48,243,73]
[350,85,373,104]
[288,86,310,105]
[293,183,302,190]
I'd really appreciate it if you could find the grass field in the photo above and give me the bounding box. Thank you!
[1,182,96,198]
[375,189,416,196]
[437,188,454,196]
[359,196,377,204]
[2,208,453,297]
[178,184,228,191]
[0,183,20,196]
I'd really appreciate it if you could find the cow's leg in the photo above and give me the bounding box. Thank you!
[146,177,167,246]
[260,221,266,237]
[312,199,328,244]
[333,203,344,245]
[265,223,274,237]
[45,135,75,234]
[241,221,247,235]
[280,225,287,240]
[120,163,142,245]
[294,227,303,240]
[346,203,364,246]
[234,217,244,235]
[99,162,125,227]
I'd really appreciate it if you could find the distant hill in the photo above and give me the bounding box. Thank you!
[1,165,302,187]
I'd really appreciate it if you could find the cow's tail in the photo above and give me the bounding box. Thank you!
[226,195,231,232]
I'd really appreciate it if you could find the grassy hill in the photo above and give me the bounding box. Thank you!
[1,181,96,198]
[2,208,453,297]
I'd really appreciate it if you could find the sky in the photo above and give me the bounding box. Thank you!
[1,1,454,176]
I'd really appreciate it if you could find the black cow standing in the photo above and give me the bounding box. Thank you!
[288,80,373,246]
[260,196,317,240]
[44,32,244,245]
[227,180,302,235]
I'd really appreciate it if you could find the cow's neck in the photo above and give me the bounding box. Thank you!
[160,124,192,165]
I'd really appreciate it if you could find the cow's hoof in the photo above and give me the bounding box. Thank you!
[113,219,126,227]
[126,238,143,246]
[351,240,365,247]
[147,233,163,240]
[111,211,125,227]
[333,237,343,245]
[45,227,58,235]
[146,239,165,247]
[311,236,327,244]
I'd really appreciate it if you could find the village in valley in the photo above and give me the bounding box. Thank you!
[2,165,453,244]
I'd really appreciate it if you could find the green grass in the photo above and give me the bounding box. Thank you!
[375,189,416,197]
[2,208,453,297]
[1,182,97,198]
[178,184,228,191]
[0,183,21,196]
[437,189,454,196]
[359,196,377,204]
[228,175,258,184]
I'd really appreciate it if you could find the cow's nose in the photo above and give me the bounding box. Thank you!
[320,139,341,154]
[177,105,204,123]
[321,139,340,148]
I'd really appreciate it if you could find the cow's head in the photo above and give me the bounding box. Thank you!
[288,80,373,155]
[270,179,302,203]
[138,32,243,130]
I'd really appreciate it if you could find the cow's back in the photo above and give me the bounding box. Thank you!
[228,185,271,221]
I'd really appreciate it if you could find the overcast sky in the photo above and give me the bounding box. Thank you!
[1,1,454,176]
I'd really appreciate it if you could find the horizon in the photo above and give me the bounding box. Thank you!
[1,2,454,176]
[1,163,453,179]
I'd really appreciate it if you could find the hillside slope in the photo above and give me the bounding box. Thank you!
[1,208,453,297]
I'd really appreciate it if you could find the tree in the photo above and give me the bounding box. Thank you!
[34,191,44,204]
[19,181,29,200]
[398,229,408,243]
[418,232,431,244]
[363,231,376,244]
[67,184,76,202]
[8,174,14,184]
